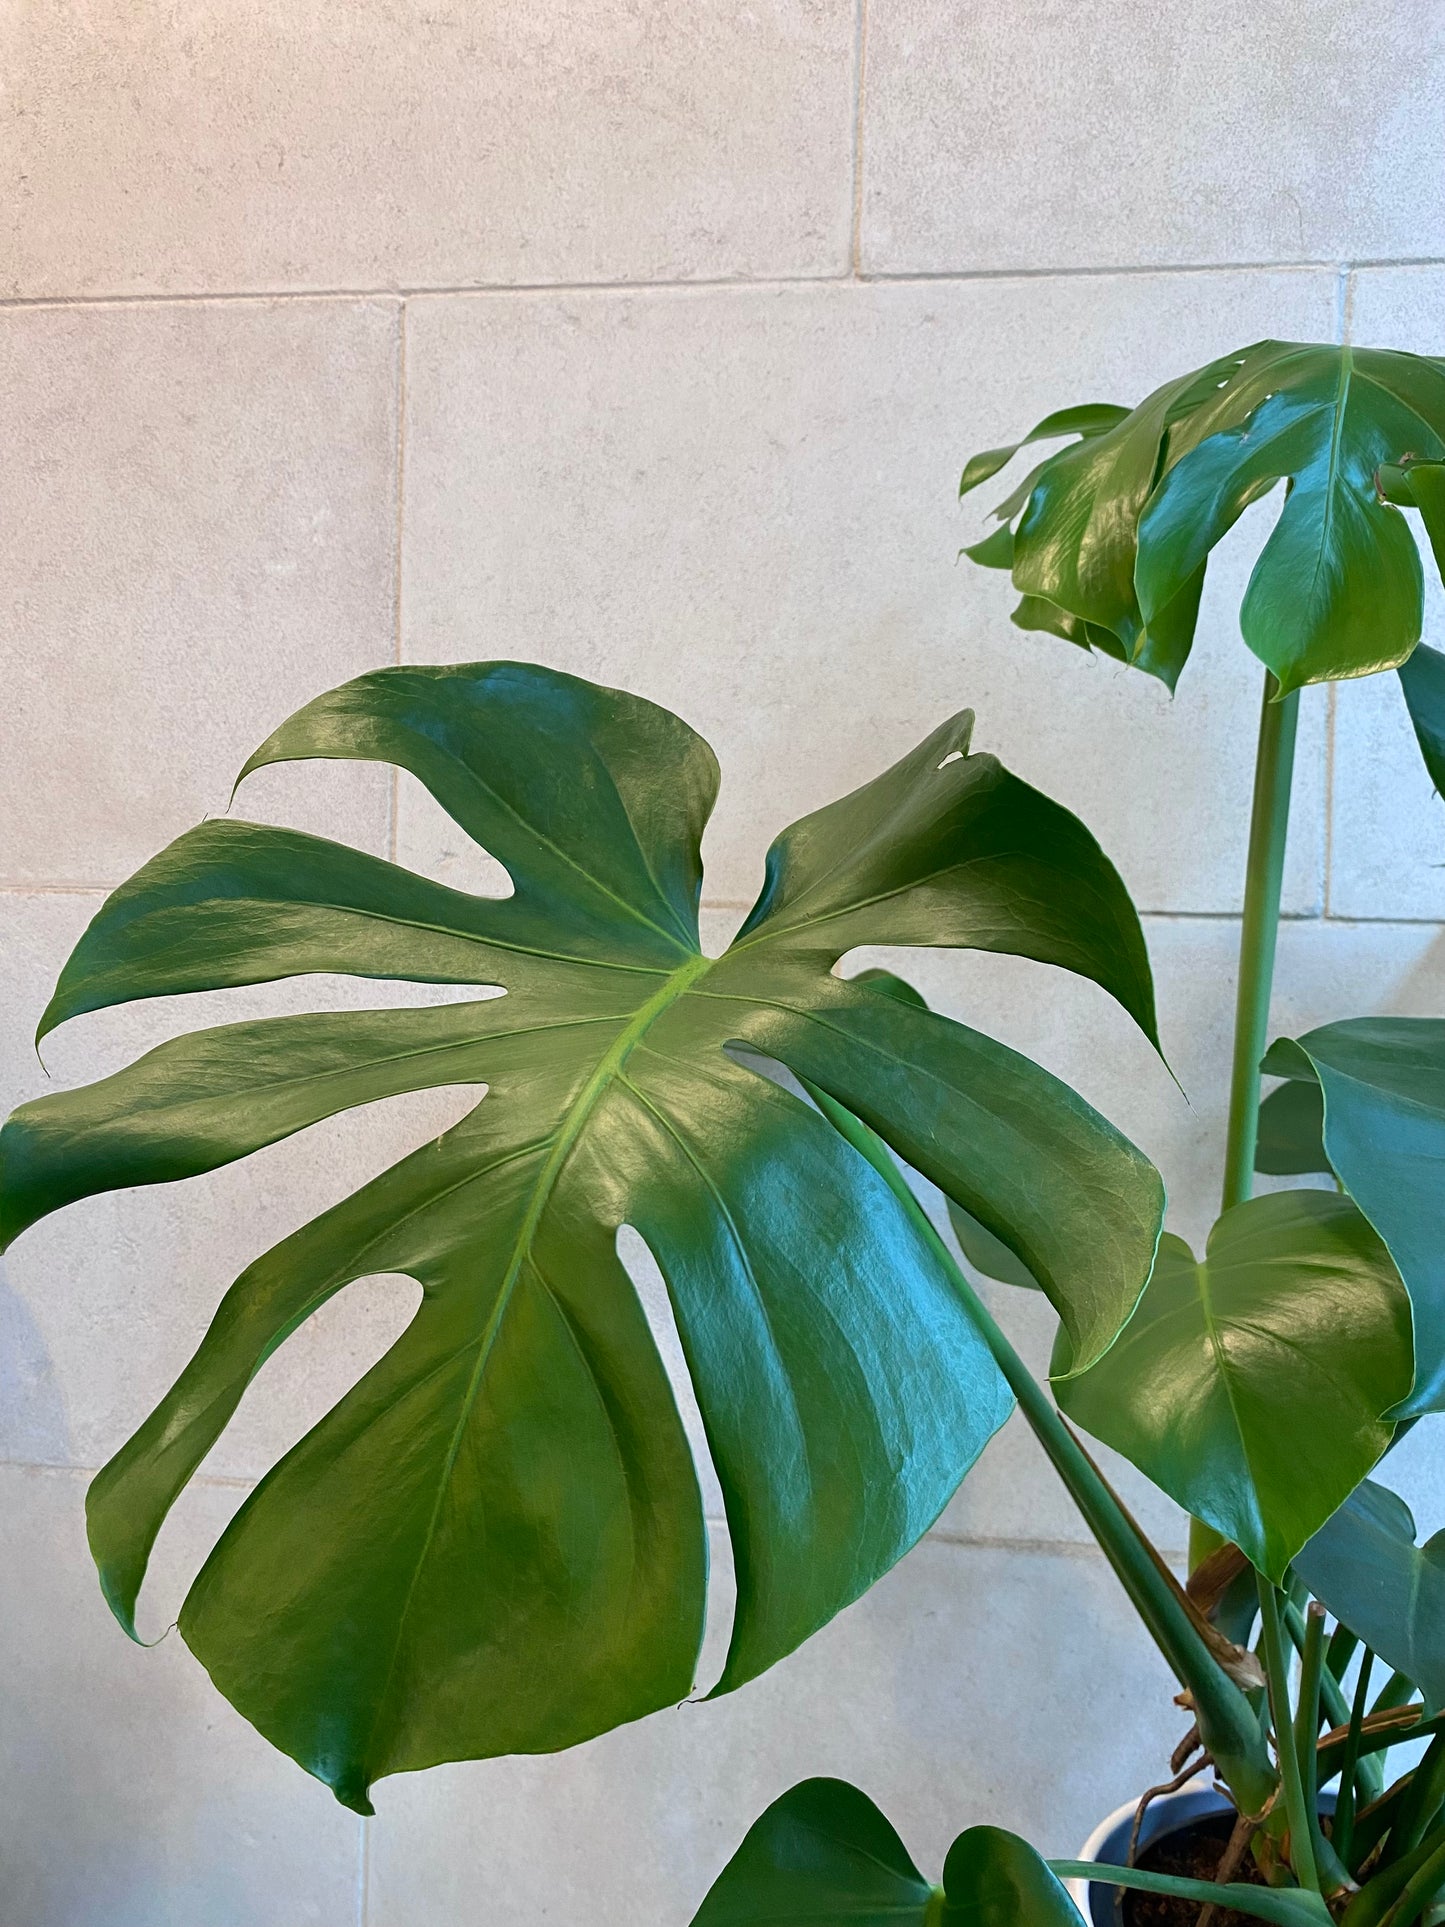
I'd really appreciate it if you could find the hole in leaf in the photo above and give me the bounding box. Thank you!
[617,1222,734,1693]
[937,750,963,768]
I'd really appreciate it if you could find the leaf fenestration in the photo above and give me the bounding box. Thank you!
[0,660,1165,1808]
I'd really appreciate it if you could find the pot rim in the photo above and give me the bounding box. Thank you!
[1064,1773,1223,1922]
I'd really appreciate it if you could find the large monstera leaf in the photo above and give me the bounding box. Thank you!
[1054,1190,1413,1580]
[1263,1020,1445,1417]
[0,662,1164,1811]
[960,341,1445,698]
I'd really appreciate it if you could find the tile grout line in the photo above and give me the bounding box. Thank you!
[358,1811,371,1927]
[1323,681,1337,917]
[388,300,408,866]
[0,1464,1170,1560]
[1320,262,1356,921]
[1,257,1432,314]
[848,0,870,277]
[4,882,1445,930]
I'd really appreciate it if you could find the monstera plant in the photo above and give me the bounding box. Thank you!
[694,338,1445,1927]
[12,335,1445,1927]
[0,661,1172,1812]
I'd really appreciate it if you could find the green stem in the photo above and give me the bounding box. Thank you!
[1390,1734,1445,1865]
[1380,1835,1445,1927]
[1260,1577,1322,1894]
[804,1078,1275,1813]
[1046,1863,1331,1927]
[1335,1650,1376,1866]
[1343,1828,1445,1927]
[1329,1627,1362,1683]
[1221,675,1300,1214]
[1295,1603,1353,1893]
[1286,1602,1352,1733]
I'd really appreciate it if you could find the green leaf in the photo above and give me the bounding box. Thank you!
[1255,1077,1330,1176]
[1296,1480,1445,1715]
[689,1778,935,1926]
[1399,639,1445,797]
[1382,460,1445,585]
[1137,342,1445,695]
[1055,1190,1413,1579]
[0,661,1164,1810]
[1010,594,1129,662]
[958,402,1130,498]
[963,341,1445,696]
[940,1828,1081,1927]
[1263,1020,1445,1416]
[962,521,1017,570]
[1009,369,1208,675]
[947,1198,1040,1290]
[689,1781,1083,1927]
[830,970,1039,1291]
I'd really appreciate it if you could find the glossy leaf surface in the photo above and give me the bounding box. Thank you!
[1055,1190,1413,1578]
[837,969,1040,1290]
[1296,1480,1445,1713]
[689,1778,1080,1927]
[689,1778,935,1926]
[0,662,1164,1809]
[940,1828,1082,1927]
[1263,1020,1445,1416]
[961,342,1445,695]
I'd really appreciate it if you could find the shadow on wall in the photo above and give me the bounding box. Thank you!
[0,1265,71,1467]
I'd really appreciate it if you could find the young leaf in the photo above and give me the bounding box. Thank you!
[1055,1190,1414,1579]
[1263,1020,1445,1415]
[0,662,1164,1812]
[958,402,1129,499]
[1009,370,1205,672]
[1136,343,1445,695]
[1296,1481,1445,1715]
[962,340,1445,697]
[689,1778,935,1926]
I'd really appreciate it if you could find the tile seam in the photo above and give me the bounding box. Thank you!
[6,886,1445,930]
[0,258,1400,313]
[0,1463,1175,1560]
[388,300,408,866]
[848,0,870,276]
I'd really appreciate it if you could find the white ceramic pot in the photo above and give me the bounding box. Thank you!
[1066,1778,1233,1925]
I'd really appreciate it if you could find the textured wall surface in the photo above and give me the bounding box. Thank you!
[4,4,1445,1922]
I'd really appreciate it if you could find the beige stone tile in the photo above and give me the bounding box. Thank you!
[1331,671,1445,920]
[3,0,855,298]
[0,1463,359,1926]
[860,0,1445,273]
[400,272,1334,919]
[0,300,398,888]
[1351,267,1445,357]
[366,1526,1183,1925]
[1330,268,1445,921]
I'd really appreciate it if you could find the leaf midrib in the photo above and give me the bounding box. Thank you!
[355,947,714,1778]
[1190,1255,1269,1549]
